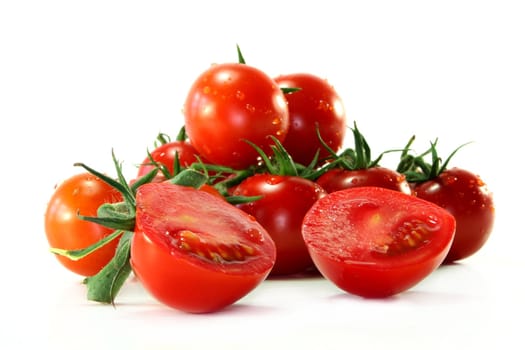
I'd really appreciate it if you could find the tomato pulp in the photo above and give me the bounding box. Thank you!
[130,182,276,313]
[302,186,456,298]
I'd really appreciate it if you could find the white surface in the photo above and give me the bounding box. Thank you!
[1,1,524,349]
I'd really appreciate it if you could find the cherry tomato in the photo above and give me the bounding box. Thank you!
[302,186,456,298]
[137,140,202,181]
[130,182,276,313]
[316,167,412,194]
[274,73,346,165]
[233,174,327,276]
[412,167,495,263]
[184,63,289,169]
[45,173,123,277]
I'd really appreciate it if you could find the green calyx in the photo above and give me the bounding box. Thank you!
[307,121,399,181]
[333,121,386,170]
[244,136,319,178]
[141,126,189,180]
[396,136,472,183]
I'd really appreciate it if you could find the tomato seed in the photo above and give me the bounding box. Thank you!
[174,230,257,263]
[375,219,433,256]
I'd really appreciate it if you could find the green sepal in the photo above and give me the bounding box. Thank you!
[168,168,208,188]
[175,125,187,142]
[74,150,135,208]
[244,136,300,177]
[281,87,301,94]
[268,136,298,176]
[236,44,246,64]
[50,230,124,261]
[129,168,159,194]
[313,121,401,178]
[396,137,472,183]
[83,231,133,305]
[77,202,136,231]
[225,195,263,205]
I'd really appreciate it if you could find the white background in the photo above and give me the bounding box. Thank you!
[1,1,524,349]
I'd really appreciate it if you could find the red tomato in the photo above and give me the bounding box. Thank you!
[184,63,289,169]
[302,186,456,298]
[412,167,495,263]
[45,173,123,276]
[130,182,276,313]
[137,141,202,181]
[233,174,327,276]
[274,73,346,165]
[316,167,412,194]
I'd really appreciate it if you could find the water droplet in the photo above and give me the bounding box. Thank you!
[245,228,264,243]
[317,99,333,111]
[203,86,211,94]
[235,90,245,100]
[443,175,458,185]
[266,176,282,185]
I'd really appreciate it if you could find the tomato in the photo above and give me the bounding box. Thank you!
[274,73,346,165]
[302,186,456,298]
[412,167,495,263]
[316,167,412,194]
[45,172,123,276]
[130,182,276,313]
[137,140,202,181]
[233,174,327,276]
[184,63,289,169]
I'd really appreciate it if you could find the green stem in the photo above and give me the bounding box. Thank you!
[50,230,124,261]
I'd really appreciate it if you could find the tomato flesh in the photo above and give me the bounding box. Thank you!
[130,182,276,313]
[302,186,456,298]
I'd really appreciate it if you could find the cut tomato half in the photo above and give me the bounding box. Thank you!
[302,186,456,298]
[130,182,276,313]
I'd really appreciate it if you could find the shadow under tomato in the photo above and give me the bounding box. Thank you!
[115,297,279,318]
[266,267,324,281]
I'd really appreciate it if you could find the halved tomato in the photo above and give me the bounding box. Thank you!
[130,182,276,313]
[302,186,456,298]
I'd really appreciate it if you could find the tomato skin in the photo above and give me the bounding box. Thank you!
[316,167,412,194]
[302,186,456,298]
[184,63,289,169]
[233,174,327,276]
[274,73,346,165]
[45,173,123,277]
[137,141,201,180]
[130,183,276,313]
[412,167,495,263]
